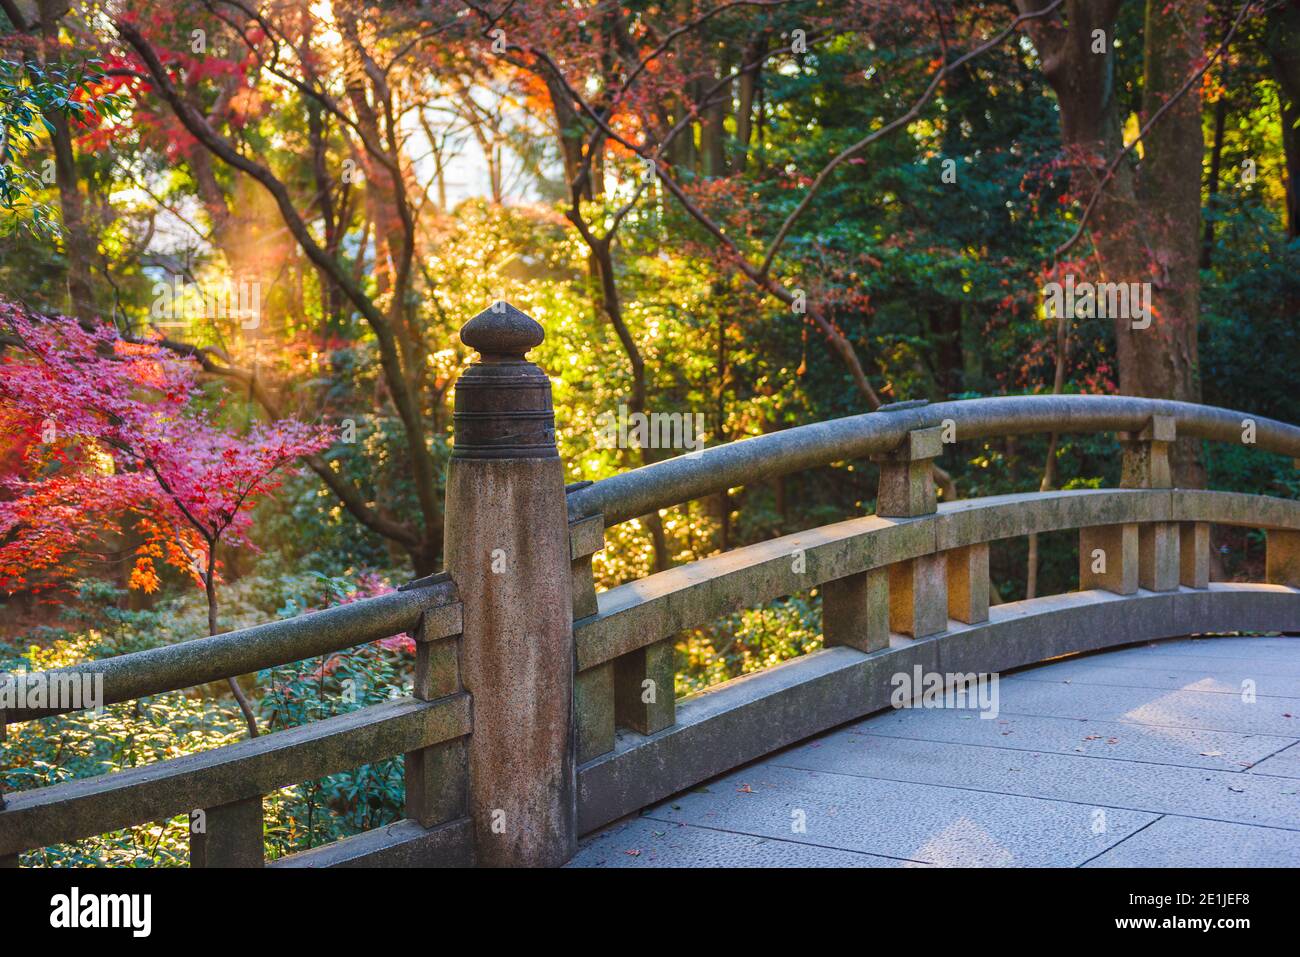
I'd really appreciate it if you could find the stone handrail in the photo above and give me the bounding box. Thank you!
[1,576,461,722]
[568,394,1300,526]
[3,301,1299,870]
[0,576,471,868]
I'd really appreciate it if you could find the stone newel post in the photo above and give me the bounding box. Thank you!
[444,303,575,867]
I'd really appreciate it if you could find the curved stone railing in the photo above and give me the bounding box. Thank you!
[567,394,1300,525]
[3,303,1298,868]
[569,488,1300,832]
[0,576,472,868]
[557,340,1300,847]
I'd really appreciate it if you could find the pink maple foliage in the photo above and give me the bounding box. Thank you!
[0,299,332,599]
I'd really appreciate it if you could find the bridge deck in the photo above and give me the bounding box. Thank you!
[569,636,1300,867]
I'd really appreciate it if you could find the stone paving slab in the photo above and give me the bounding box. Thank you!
[846,707,1292,772]
[1049,649,1300,679]
[1084,816,1300,868]
[633,764,1156,867]
[1120,636,1300,661]
[1011,660,1300,698]
[1246,740,1300,779]
[771,733,1300,830]
[991,678,1300,737]
[568,816,917,867]
[571,638,1300,867]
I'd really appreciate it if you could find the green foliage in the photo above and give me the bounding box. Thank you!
[0,57,126,238]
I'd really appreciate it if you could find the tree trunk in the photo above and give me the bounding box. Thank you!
[206,551,259,738]
[1201,94,1227,268]
[1019,0,1206,487]
[35,2,95,323]
[1267,0,1300,239]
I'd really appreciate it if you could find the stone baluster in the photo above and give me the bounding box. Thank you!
[1120,414,1179,591]
[876,426,948,638]
[189,797,264,868]
[1266,529,1300,587]
[571,514,616,763]
[405,599,468,831]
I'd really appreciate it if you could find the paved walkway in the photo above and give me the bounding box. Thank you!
[570,636,1300,867]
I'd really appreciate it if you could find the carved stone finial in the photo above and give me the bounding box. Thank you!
[459,302,545,360]
[451,301,556,460]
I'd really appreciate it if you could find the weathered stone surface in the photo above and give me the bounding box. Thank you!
[271,818,473,868]
[1267,529,1300,587]
[859,702,1288,771]
[873,427,943,518]
[569,815,915,868]
[459,302,545,359]
[0,695,469,857]
[889,553,948,638]
[1250,740,1300,778]
[1010,653,1300,697]
[570,516,606,623]
[823,566,889,652]
[413,635,459,701]
[1173,488,1300,528]
[1180,521,1210,588]
[934,489,1170,550]
[1138,522,1180,592]
[577,585,1300,836]
[444,455,575,868]
[571,490,1300,673]
[445,306,575,866]
[571,556,599,621]
[577,642,941,834]
[575,512,932,670]
[405,737,468,827]
[569,514,606,561]
[1085,816,1300,868]
[632,762,1155,867]
[776,732,1300,831]
[575,662,615,764]
[1120,415,1175,489]
[3,579,457,723]
[613,639,675,735]
[1079,523,1138,594]
[946,544,989,624]
[568,394,1300,528]
[190,796,264,868]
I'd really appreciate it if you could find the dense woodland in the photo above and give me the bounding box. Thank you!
[0,0,1297,863]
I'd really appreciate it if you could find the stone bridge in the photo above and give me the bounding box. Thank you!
[2,304,1298,868]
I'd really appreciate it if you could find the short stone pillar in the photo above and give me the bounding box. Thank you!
[946,544,990,624]
[1080,524,1139,595]
[1120,415,1175,489]
[1266,529,1300,587]
[874,427,947,637]
[1121,415,1179,592]
[823,567,890,652]
[190,797,264,868]
[444,303,575,867]
[873,426,943,518]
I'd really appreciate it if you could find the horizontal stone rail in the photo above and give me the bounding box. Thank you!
[0,694,470,861]
[0,576,471,867]
[574,489,1300,670]
[576,583,1300,832]
[567,395,1300,526]
[0,575,461,723]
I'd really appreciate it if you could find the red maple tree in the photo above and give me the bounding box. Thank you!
[0,299,332,735]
